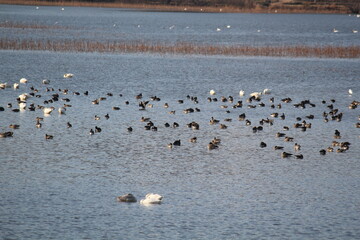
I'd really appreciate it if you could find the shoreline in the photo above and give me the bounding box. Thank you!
[1,39,359,59]
[0,0,354,14]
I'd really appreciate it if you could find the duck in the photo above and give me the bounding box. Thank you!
[45,134,53,140]
[173,140,181,146]
[281,152,292,158]
[294,143,301,151]
[9,124,20,129]
[13,83,19,89]
[140,193,163,205]
[189,137,197,143]
[42,79,50,84]
[117,193,137,203]
[273,146,284,150]
[58,107,66,114]
[207,142,219,150]
[260,142,267,148]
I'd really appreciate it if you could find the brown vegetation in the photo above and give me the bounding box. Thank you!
[0,21,68,30]
[0,0,358,13]
[1,38,359,58]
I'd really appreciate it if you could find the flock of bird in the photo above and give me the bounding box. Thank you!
[0,75,359,161]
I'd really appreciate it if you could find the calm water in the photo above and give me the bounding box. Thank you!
[1,4,360,46]
[1,5,360,240]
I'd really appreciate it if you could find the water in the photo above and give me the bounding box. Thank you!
[1,5,360,240]
[1,4,360,46]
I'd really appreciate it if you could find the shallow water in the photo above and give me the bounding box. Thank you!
[0,50,359,239]
[1,4,360,46]
[1,4,360,240]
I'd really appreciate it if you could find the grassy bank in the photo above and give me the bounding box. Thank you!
[1,39,359,58]
[0,0,355,14]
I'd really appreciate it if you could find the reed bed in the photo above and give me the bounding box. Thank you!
[0,21,68,30]
[0,0,352,14]
[1,38,359,58]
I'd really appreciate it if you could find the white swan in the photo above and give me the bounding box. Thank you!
[250,92,262,98]
[333,28,339,33]
[18,93,29,101]
[216,28,221,32]
[19,78,28,84]
[19,102,26,110]
[43,107,55,115]
[239,90,245,97]
[58,107,66,114]
[352,30,358,33]
[140,193,163,205]
[209,89,216,95]
[263,88,271,95]
[348,89,353,95]
[63,73,73,78]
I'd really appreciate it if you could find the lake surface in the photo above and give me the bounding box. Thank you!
[1,5,360,240]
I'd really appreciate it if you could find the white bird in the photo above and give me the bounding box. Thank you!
[19,78,28,84]
[19,102,26,110]
[226,25,231,29]
[210,89,216,95]
[42,79,50,84]
[36,6,39,10]
[63,73,73,78]
[333,28,339,33]
[348,89,353,95]
[250,92,262,98]
[263,88,271,95]
[352,29,358,33]
[61,8,64,11]
[13,83,19,89]
[216,28,221,32]
[58,107,66,114]
[0,83,8,89]
[43,107,55,115]
[18,93,29,101]
[239,90,245,97]
[140,193,163,205]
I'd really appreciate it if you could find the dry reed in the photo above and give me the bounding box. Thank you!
[0,21,68,30]
[0,0,352,14]
[1,38,359,58]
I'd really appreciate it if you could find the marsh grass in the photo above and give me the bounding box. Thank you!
[0,0,352,14]
[0,21,68,30]
[1,39,359,58]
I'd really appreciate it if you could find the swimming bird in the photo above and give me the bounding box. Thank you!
[260,142,267,148]
[348,89,353,95]
[294,154,303,159]
[43,107,55,115]
[13,83,19,89]
[89,129,94,135]
[319,149,326,155]
[117,193,137,203]
[19,78,28,84]
[294,143,301,151]
[274,146,284,150]
[45,134,53,140]
[58,107,66,114]
[67,122,72,128]
[42,79,50,84]
[210,89,216,95]
[173,140,181,146]
[140,193,163,205]
[332,28,338,33]
[239,90,245,97]
[281,152,292,158]
[207,142,219,150]
[263,88,271,95]
[63,73,73,78]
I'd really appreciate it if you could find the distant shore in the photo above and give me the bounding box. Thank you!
[0,0,356,14]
